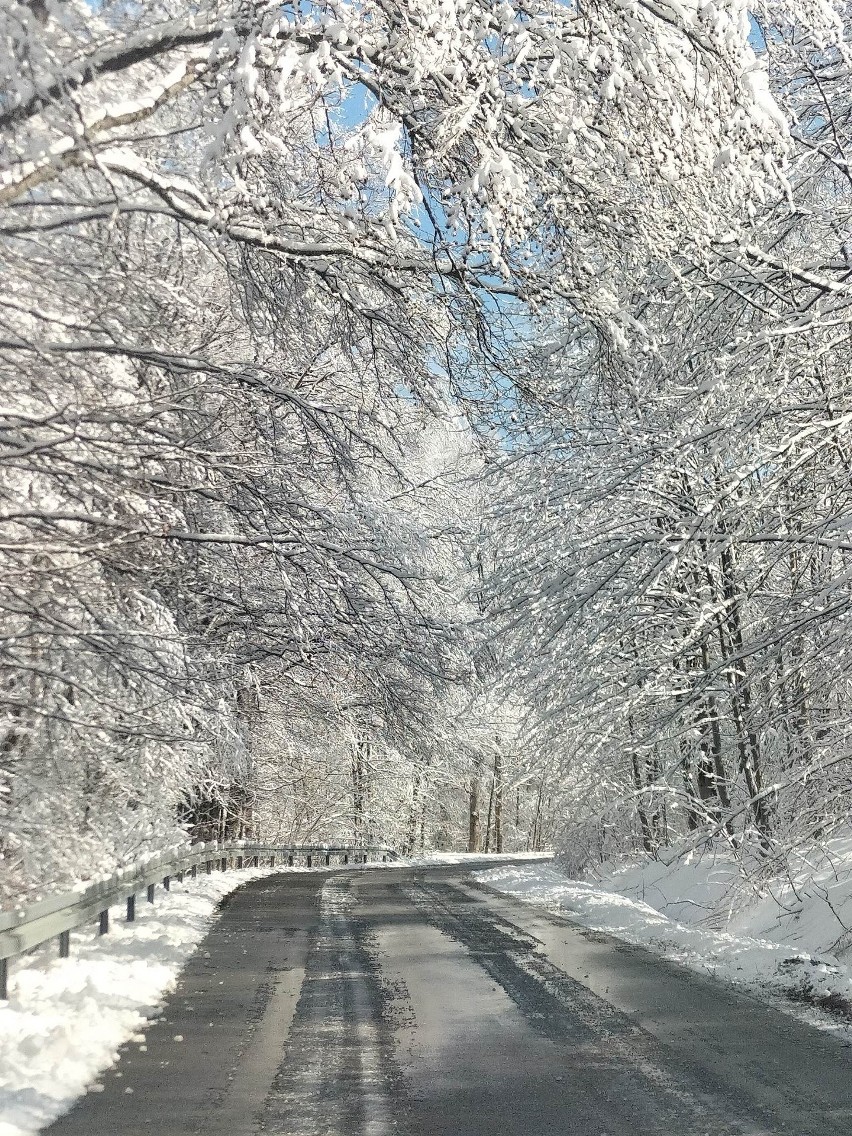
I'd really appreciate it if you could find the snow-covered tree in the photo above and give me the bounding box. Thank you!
[486,6,852,875]
[3,0,843,894]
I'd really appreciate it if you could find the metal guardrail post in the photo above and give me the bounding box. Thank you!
[147,884,155,903]
[163,876,170,891]
[99,910,109,935]
[59,930,70,958]
[127,895,136,922]
[0,957,6,1001]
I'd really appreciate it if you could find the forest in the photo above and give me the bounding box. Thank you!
[2,0,852,902]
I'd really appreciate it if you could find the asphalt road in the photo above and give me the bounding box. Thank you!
[46,863,852,1136]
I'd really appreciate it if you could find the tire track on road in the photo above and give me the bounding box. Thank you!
[406,878,773,1136]
[260,876,406,1136]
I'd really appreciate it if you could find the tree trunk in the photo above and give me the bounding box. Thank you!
[419,787,427,853]
[493,743,503,853]
[468,776,480,852]
[698,636,733,820]
[530,780,544,851]
[406,766,421,856]
[484,772,495,853]
[718,543,772,843]
[352,739,370,847]
[629,715,654,852]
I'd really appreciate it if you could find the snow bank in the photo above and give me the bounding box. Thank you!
[0,866,278,1136]
[475,840,852,1029]
[597,839,852,961]
[406,850,552,867]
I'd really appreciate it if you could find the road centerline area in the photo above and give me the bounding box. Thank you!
[258,876,404,1136]
[44,865,852,1136]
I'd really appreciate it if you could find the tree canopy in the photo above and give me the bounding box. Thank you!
[3,0,852,897]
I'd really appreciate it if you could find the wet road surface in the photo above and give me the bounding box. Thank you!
[46,864,852,1136]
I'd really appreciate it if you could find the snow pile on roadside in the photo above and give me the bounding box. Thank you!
[0,866,276,1136]
[474,849,852,1022]
[596,839,852,962]
[407,850,551,867]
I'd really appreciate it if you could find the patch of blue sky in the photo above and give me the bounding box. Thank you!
[749,12,767,51]
[326,72,380,138]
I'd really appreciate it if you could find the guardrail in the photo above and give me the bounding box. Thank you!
[0,840,398,1000]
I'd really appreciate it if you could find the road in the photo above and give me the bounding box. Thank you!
[46,863,852,1136]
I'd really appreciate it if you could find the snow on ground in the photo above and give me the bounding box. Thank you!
[406,850,551,867]
[0,865,284,1136]
[475,836,852,1030]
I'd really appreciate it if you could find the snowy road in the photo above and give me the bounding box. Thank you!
[45,865,852,1136]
